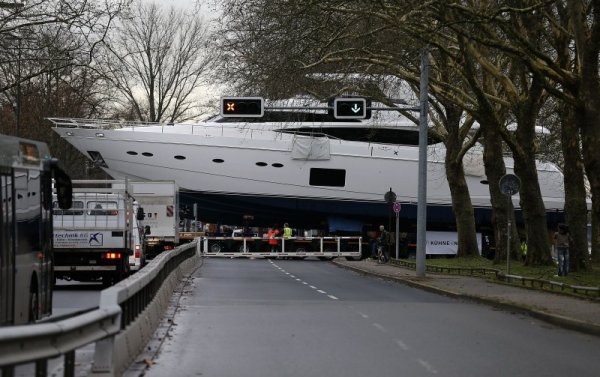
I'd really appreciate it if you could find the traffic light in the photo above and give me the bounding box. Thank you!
[333,97,368,119]
[220,97,264,118]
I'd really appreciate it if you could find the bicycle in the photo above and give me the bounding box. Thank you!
[376,244,388,264]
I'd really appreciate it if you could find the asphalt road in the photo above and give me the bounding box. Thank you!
[51,279,103,317]
[138,258,600,377]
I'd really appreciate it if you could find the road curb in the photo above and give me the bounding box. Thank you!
[332,260,600,338]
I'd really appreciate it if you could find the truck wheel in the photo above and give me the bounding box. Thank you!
[210,243,222,253]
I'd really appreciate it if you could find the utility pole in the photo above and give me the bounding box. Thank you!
[416,47,430,278]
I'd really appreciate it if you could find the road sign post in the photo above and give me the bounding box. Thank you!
[393,202,401,259]
[499,174,521,275]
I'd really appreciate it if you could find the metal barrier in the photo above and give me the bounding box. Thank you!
[201,236,363,259]
[0,240,201,377]
[390,259,600,298]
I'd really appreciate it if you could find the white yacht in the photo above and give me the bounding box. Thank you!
[49,111,565,231]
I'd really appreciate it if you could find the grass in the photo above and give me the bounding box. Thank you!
[417,255,600,288]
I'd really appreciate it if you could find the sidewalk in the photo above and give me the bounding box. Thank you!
[333,258,600,337]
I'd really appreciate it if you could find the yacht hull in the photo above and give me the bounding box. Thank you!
[52,121,565,230]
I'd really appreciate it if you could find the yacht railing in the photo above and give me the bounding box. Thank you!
[46,117,348,142]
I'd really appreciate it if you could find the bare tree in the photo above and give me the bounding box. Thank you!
[99,1,213,122]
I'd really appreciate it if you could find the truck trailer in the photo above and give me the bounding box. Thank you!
[128,181,179,259]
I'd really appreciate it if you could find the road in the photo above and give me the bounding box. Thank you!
[52,279,103,317]
[137,258,600,377]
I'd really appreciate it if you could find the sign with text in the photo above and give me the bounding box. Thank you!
[425,231,482,255]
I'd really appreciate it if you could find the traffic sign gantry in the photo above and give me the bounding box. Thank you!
[220,97,264,118]
[333,97,367,119]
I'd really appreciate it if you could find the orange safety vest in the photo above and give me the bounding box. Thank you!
[268,228,279,245]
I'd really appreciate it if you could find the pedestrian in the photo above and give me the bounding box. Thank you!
[554,223,570,276]
[520,238,528,262]
[268,226,280,253]
[377,225,390,263]
[283,223,292,239]
[369,229,378,260]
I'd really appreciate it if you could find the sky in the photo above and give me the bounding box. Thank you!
[140,0,224,119]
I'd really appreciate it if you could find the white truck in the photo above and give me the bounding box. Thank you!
[128,181,179,259]
[52,180,147,286]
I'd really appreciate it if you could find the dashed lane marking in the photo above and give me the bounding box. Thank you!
[417,359,438,374]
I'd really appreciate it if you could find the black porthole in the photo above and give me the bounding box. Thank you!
[127,151,138,155]
[142,152,153,157]
[256,162,268,167]
[174,155,186,160]
[213,158,224,163]
[272,163,284,168]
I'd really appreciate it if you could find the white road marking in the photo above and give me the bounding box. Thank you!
[372,323,387,333]
[357,312,369,319]
[393,338,409,351]
[417,359,438,374]
[269,260,339,300]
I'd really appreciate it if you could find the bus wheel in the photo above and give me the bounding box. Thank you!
[29,287,39,322]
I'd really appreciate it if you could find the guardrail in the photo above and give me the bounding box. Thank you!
[390,259,600,298]
[0,239,201,377]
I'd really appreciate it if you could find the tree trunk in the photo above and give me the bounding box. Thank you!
[579,99,600,263]
[559,104,589,270]
[511,112,553,266]
[479,121,519,264]
[444,135,479,257]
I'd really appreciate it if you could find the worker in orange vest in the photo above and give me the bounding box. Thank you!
[268,226,280,253]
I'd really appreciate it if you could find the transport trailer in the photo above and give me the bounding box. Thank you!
[201,236,363,260]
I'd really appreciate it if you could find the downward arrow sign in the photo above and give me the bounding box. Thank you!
[351,104,361,113]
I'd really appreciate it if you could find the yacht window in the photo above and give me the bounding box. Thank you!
[127,151,138,155]
[212,158,224,163]
[142,152,153,157]
[272,163,284,168]
[174,155,186,160]
[309,168,346,187]
[256,162,268,167]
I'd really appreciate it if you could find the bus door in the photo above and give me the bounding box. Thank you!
[39,168,53,313]
[0,172,15,325]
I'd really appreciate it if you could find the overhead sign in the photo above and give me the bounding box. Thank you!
[220,97,264,118]
[333,97,367,119]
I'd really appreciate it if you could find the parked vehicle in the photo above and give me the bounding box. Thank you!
[52,180,147,286]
